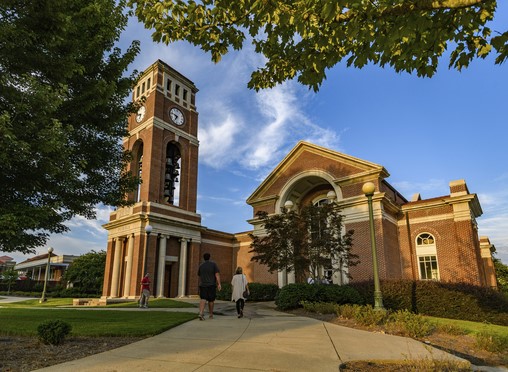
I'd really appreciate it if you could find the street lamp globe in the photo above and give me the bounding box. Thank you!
[362,182,375,196]
[326,190,336,202]
[145,224,153,235]
[284,200,294,211]
[48,247,54,254]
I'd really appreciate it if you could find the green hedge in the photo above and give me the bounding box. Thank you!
[351,280,508,326]
[275,283,365,310]
[216,282,279,302]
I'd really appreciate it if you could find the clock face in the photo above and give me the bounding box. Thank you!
[135,106,146,123]
[169,107,185,125]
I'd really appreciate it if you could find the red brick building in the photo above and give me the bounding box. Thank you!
[101,61,497,301]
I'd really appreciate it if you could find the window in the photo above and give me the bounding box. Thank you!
[419,256,439,280]
[136,154,143,203]
[164,143,181,206]
[417,233,434,245]
[175,84,180,96]
[166,79,171,91]
[183,89,188,101]
[314,198,329,207]
[141,82,145,94]
[136,86,140,98]
[416,233,439,280]
[147,78,151,89]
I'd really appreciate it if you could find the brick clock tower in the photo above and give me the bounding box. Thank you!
[102,60,203,301]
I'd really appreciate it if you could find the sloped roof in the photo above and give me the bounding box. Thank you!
[247,141,388,204]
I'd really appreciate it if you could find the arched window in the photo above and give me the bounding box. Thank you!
[134,141,143,203]
[164,143,181,205]
[416,233,439,280]
[314,198,329,207]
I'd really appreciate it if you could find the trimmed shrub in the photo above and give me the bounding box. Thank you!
[37,320,72,345]
[275,283,364,310]
[216,282,232,301]
[216,282,279,302]
[247,283,279,301]
[52,288,99,298]
[351,279,508,326]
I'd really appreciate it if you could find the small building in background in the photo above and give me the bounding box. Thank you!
[0,255,16,277]
[15,253,79,284]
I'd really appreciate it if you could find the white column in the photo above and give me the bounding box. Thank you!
[177,238,188,297]
[110,238,123,297]
[157,235,168,298]
[123,234,135,297]
[278,269,287,288]
[288,270,296,284]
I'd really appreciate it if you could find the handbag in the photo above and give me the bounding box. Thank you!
[242,275,249,298]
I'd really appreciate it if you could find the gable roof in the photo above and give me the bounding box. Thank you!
[247,141,388,204]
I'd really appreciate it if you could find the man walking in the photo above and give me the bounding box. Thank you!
[139,273,151,308]
[197,253,221,320]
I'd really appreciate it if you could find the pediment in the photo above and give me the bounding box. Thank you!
[246,141,388,205]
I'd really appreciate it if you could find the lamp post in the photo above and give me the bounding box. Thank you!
[143,224,153,275]
[362,182,384,310]
[39,247,54,303]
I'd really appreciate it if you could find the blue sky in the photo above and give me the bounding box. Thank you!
[4,5,508,266]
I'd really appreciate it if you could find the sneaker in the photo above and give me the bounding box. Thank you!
[198,313,205,321]
[209,315,213,319]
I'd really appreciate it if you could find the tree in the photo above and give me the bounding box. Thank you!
[63,250,106,294]
[0,0,140,254]
[249,203,357,283]
[2,268,18,294]
[493,257,508,295]
[130,0,507,91]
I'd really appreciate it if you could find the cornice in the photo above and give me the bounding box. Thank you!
[125,117,199,147]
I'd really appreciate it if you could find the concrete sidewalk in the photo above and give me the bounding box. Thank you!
[34,300,476,372]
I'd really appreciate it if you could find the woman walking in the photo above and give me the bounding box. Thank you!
[231,266,249,318]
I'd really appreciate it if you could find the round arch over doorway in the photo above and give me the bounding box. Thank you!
[276,169,342,213]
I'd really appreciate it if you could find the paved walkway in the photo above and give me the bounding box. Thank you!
[2,296,504,371]
[26,299,496,372]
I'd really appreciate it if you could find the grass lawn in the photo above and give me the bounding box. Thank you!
[0,297,196,308]
[0,308,197,337]
[427,316,508,338]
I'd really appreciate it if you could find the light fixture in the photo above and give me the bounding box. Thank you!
[363,182,384,310]
[143,224,153,275]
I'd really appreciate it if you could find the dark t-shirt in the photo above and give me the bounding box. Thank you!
[198,260,219,287]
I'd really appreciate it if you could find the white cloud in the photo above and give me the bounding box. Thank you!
[199,112,244,167]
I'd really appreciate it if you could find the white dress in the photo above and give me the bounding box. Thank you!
[231,274,248,302]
